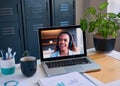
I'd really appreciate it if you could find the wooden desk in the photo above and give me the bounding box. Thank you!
[88,53,120,83]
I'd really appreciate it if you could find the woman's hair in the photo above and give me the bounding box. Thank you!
[54,31,77,52]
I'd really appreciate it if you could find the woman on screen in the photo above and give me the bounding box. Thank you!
[50,31,77,57]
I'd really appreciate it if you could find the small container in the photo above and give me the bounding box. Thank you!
[0,58,15,75]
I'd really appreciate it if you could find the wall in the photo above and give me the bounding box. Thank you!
[107,0,120,52]
[107,0,120,14]
[75,0,85,25]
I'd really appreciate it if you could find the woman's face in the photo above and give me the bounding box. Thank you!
[58,33,70,51]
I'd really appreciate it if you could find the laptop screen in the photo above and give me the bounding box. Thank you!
[38,25,87,61]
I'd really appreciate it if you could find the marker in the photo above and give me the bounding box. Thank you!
[6,52,9,60]
[8,47,12,58]
[12,52,16,58]
[0,50,5,60]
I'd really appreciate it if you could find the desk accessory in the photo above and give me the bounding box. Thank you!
[4,80,19,86]
[0,58,15,75]
[0,47,16,75]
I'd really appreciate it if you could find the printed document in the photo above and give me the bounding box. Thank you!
[38,72,96,86]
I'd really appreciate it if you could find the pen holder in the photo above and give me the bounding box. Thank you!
[0,58,15,75]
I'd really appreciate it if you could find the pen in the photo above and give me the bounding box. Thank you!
[8,47,12,59]
[12,52,16,58]
[1,50,5,60]
[8,47,12,54]
[6,52,9,60]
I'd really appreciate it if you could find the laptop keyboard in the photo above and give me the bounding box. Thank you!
[46,58,91,68]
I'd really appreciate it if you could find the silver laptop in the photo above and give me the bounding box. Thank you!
[38,25,101,76]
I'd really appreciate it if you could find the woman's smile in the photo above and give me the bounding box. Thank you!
[58,33,70,51]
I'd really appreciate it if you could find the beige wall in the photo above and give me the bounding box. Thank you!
[75,0,85,25]
[75,0,106,25]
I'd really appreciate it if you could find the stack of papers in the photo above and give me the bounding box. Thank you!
[105,50,120,60]
[38,72,96,86]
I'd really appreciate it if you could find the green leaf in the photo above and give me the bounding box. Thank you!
[102,28,108,38]
[99,1,108,10]
[108,13,117,18]
[101,19,107,25]
[80,19,88,31]
[88,7,96,15]
[88,22,96,32]
[117,13,120,18]
[112,31,117,38]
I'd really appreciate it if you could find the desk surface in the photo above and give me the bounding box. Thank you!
[88,53,120,83]
[0,50,120,86]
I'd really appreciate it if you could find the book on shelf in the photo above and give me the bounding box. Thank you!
[37,72,97,86]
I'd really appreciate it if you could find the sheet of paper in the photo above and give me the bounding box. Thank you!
[39,72,96,86]
[83,73,105,86]
[106,80,120,86]
[105,50,120,60]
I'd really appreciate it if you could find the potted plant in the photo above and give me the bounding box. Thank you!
[80,1,120,52]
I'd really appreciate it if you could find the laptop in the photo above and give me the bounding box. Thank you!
[38,25,101,76]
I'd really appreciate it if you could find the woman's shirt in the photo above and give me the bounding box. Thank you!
[50,49,77,58]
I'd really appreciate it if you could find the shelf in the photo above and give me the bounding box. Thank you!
[42,36,57,40]
[42,42,57,46]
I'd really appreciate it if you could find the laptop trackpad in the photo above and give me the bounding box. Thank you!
[65,65,84,72]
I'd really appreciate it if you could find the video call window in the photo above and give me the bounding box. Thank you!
[40,27,84,58]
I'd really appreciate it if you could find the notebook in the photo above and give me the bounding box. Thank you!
[38,25,101,76]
